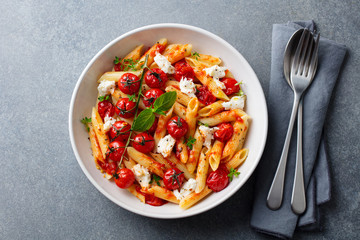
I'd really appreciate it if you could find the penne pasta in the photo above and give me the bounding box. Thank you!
[127,147,164,177]
[176,137,189,164]
[127,185,145,203]
[135,38,168,69]
[197,100,224,117]
[195,147,210,193]
[154,106,174,152]
[179,186,212,209]
[149,153,173,170]
[144,186,180,204]
[198,109,248,126]
[173,102,187,120]
[97,70,142,83]
[209,140,224,171]
[88,123,105,165]
[188,53,221,67]
[91,107,110,159]
[222,116,250,162]
[186,127,204,174]
[225,148,249,170]
[185,97,199,138]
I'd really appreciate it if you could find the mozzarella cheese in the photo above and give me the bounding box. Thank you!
[132,164,151,188]
[222,96,245,110]
[179,77,196,98]
[97,80,115,96]
[203,65,227,89]
[103,116,116,131]
[199,125,219,149]
[154,53,175,74]
[173,178,197,200]
[157,134,176,158]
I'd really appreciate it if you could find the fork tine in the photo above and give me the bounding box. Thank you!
[308,33,320,75]
[291,29,307,74]
[303,32,314,77]
[297,30,311,75]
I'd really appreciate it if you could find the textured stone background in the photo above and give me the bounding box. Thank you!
[0,0,359,239]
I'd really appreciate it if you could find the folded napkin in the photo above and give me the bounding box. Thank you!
[250,21,347,239]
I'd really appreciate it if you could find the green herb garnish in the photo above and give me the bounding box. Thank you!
[132,91,177,132]
[149,175,161,186]
[198,121,209,127]
[186,136,196,150]
[98,95,109,101]
[81,117,91,132]
[192,51,200,60]
[228,168,240,181]
[113,56,121,64]
[127,94,137,102]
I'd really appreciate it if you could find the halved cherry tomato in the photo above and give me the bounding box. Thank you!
[163,168,185,190]
[114,168,135,189]
[106,141,126,162]
[148,117,158,134]
[174,59,195,81]
[214,123,234,143]
[145,68,168,88]
[115,98,136,118]
[166,116,188,139]
[221,78,240,96]
[108,121,131,142]
[98,100,115,120]
[118,73,140,94]
[206,164,229,192]
[195,86,216,106]
[132,132,155,154]
[143,89,164,107]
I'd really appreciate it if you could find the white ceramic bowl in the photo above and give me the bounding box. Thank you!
[69,23,268,218]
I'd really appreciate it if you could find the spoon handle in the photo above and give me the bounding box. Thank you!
[267,93,301,210]
[291,99,306,214]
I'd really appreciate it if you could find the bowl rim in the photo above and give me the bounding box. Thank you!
[69,23,268,219]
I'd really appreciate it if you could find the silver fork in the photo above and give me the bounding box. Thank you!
[267,30,320,211]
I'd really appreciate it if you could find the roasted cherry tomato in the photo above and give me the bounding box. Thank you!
[145,68,168,88]
[118,73,140,94]
[196,86,217,106]
[114,168,135,189]
[174,59,195,81]
[221,78,240,95]
[115,98,136,118]
[148,117,158,134]
[163,168,185,190]
[97,161,117,176]
[143,88,164,107]
[206,164,229,192]
[97,100,115,120]
[132,132,155,154]
[106,141,126,162]
[167,116,188,139]
[108,120,131,142]
[136,186,167,206]
[214,123,234,143]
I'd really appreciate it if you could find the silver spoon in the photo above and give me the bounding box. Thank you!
[267,29,319,213]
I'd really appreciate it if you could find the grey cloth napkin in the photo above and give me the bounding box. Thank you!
[250,21,347,239]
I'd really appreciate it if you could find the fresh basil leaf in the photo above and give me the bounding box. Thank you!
[132,108,155,132]
[153,91,177,114]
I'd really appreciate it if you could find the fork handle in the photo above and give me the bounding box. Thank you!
[267,93,301,210]
[291,99,306,214]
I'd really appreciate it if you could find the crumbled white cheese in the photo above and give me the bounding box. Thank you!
[132,164,151,188]
[154,53,175,74]
[103,116,116,131]
[203,65,227,89]
[222,96,245,110]
[199,125,219,149]
[173,178,197,200]
[157,134,176,158]
[179,77,196,98]
[97,80,115,96]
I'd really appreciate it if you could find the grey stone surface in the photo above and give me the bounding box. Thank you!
[0,0,359,239]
